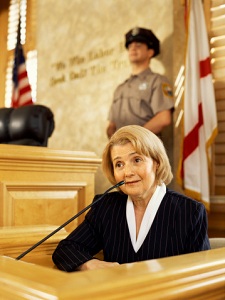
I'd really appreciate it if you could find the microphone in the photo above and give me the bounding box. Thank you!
[16,180,125,260]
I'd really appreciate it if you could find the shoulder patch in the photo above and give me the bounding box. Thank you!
[162,83,173,98]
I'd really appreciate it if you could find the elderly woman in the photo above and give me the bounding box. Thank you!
[52,125,210,271]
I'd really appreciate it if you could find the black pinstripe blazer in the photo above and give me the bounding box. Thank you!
[52,189,210,272]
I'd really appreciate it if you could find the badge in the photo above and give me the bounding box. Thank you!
[139,82,147,90]
[162,83,173,97]
[132,27,139,36]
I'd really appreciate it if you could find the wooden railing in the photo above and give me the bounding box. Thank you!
[0,247,224,299]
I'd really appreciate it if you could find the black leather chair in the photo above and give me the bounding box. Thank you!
[0,104,55,147]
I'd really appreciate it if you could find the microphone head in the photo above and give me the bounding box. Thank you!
[116,180,125,187]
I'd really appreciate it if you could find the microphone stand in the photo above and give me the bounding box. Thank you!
[16,180,125,260]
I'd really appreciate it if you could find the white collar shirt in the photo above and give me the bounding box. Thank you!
[126,183,166,253]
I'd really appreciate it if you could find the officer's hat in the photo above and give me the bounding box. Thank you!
[125,27,160,57]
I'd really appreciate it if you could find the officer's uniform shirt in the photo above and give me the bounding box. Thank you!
[108,68,174,129]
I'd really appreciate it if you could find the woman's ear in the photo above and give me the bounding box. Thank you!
[154,161,159,171]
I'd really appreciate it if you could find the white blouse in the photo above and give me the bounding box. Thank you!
[126,183,166,252]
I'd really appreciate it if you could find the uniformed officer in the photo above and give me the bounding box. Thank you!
[106,27,174,139]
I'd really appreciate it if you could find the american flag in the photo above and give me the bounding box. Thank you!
[11,24,33,108]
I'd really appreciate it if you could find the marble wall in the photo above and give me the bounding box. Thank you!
[36,0,175,193]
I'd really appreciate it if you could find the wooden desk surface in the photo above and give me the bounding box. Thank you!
[0,247,225,299]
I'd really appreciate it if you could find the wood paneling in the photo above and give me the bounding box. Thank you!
[210,0,225,195]
[0,181,87,231]
[0,225,68,266]
[0,144,101,231]
[208,196,225,237]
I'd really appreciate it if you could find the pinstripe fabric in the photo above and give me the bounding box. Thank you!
[52,189,210,272]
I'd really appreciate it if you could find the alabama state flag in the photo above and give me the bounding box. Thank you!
[179,0,218,210]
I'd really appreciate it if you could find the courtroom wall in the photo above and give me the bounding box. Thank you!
[36,0,174,193]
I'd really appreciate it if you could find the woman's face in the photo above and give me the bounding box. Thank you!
[111,142,158,202]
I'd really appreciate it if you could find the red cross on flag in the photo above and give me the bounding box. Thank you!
[179,0,218,210]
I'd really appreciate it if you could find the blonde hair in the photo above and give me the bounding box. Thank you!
[102,125,173,185]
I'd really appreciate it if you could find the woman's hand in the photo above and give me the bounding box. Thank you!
[78,259,119,271]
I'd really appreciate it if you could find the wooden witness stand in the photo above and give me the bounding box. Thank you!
[0,224,225,299]
[0,145,225,299]
[0,245,225,299]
